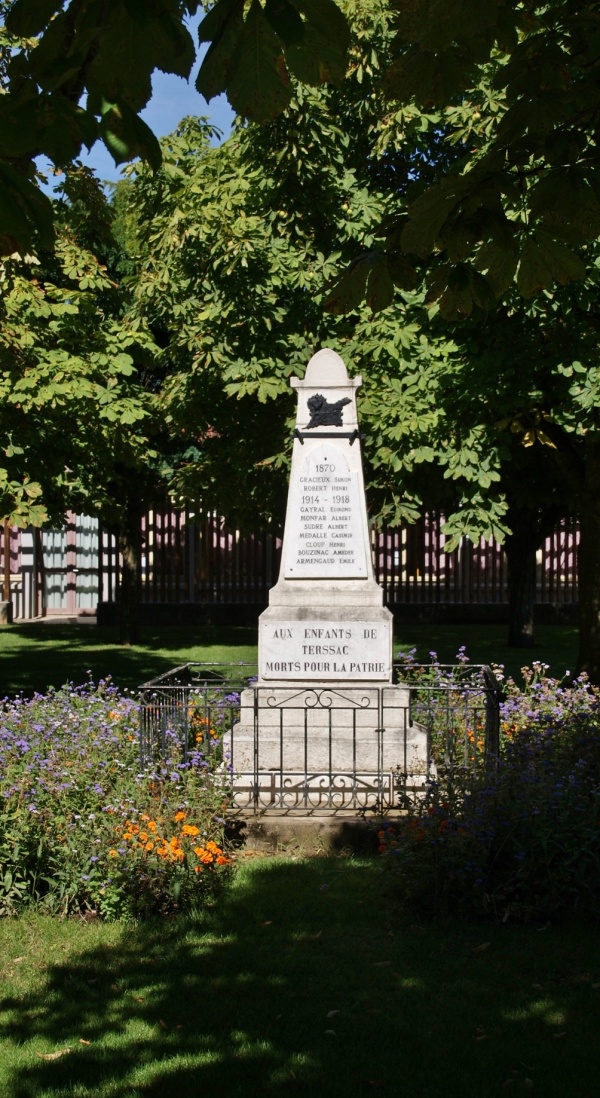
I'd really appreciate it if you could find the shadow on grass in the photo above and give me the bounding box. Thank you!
[0,624,257,697]
[0,620,581,699]
[0,858,599,1097]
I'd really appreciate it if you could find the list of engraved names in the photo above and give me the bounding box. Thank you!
[284,444,368,578]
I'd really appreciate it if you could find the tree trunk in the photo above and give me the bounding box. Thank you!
[118,494,142,646]
[505,513,538,648]
[575,435,600,683]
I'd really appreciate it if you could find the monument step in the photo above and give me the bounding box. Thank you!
[230,812,385,856]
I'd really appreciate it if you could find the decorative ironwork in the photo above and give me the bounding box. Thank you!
[138,662,500,816]
[264,687,376,709]
[305,393,351,428]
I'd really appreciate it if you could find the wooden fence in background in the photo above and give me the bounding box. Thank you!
[1,509,580,619]
[97,508,579,608]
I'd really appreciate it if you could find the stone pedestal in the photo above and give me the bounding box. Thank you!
[230,683,428,774]
[226,680,429,811]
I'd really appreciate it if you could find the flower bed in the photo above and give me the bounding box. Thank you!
[380,658,600,923]
[0,679,232,919]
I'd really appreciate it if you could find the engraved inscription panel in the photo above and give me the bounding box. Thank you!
[283,443,368,578]
[260,619,391,680]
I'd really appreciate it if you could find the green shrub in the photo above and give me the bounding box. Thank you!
[380,659,600,923]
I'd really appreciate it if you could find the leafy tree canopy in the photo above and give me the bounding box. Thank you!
[0,165,162,527]
[0,0,349,254]
[2,0,599,312]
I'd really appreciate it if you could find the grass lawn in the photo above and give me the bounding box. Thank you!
[0,622,259,698]
[0,855,598,1097]
[0,620,580,698]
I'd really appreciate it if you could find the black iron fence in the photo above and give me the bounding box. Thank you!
[139,662,252,768]
[138,662,501,815]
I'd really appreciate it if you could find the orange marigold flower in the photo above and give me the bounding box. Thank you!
[216,855,229,866]
[140,813,150,822]
[122,831,133,840]
[145,841,154,852]
[193,846,205,858]
[148,821,157,832]
[108,849,118,858]
[181,824,200,837]
[139,831,148,842]
[194,865,204,874]
[200,852,214,864]
[131,825,139,835]
[174,811,186,822]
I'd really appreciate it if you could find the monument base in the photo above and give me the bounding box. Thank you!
[225,680,430,812]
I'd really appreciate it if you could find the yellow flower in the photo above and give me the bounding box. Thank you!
[108,849,118,858]
[181,824,199,837]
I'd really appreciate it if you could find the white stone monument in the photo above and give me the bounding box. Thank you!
[228,349,429,809]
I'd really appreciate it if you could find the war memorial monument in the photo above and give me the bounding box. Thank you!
[229,348,428,809]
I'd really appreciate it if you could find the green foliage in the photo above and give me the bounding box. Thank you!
[3,0,600,313]
[198,0,349,116]
[386,0,600,308]
[113,7,482,534]
[115,2,590,551]
[0,165,161,525]
[0,0,351,254]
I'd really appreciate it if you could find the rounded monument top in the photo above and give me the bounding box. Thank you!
[304,348,349,386]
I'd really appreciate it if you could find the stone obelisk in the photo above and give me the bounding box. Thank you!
[258,347,392,681]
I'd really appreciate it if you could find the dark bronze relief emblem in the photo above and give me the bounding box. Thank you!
[306,393,351,429]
